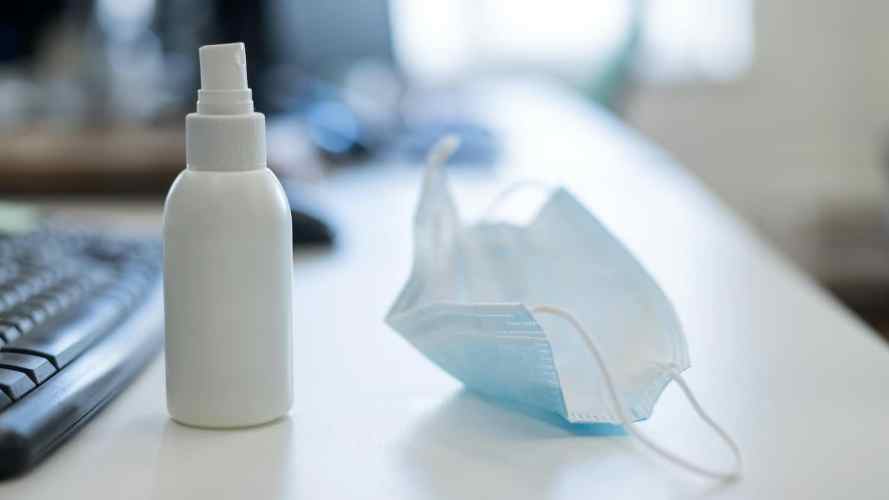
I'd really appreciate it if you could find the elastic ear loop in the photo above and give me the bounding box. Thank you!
[482,180,552,220]
[531,305,743,481]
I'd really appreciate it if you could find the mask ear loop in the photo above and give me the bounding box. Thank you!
[531,305,743,481]
[473,180,550,301]
[482,180,552,220]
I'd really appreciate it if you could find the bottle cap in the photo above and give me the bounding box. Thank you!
[200,43,248,91]
[187,42,265,171]
[197,43,253,115]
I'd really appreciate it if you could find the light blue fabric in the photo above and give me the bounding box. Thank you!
[386,163,690,424]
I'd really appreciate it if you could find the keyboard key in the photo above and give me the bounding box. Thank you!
[27,296,61,317]
[0,367,36,399]
[0,325,19,343]
[17,305,48,325]
[0,229,163,476]
[4,299,122,368]
[51,286,80,309]
[105,273,150,306]
[14,280,40,300]
[0,315,34,336]
[0,352,56,383]
[0,289,22,310]
[0,266,16,284]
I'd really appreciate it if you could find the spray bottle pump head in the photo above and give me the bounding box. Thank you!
[196,43,253,115]
[186,42,266,172]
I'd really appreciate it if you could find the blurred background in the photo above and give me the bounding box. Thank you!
[2,1,888,335]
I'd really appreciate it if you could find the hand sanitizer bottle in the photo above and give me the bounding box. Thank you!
[163,43,293,427]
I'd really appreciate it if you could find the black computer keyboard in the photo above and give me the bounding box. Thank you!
[0,229,163,478]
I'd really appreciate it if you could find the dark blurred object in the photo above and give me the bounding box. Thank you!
[0,2,66,64]
[0,127,183,195]
[0,226,163,477]
[0,0,192,194]
[290,208,335,248]
[0,0,496,196]
[284,184,335,247]
[262,0,394,84]
[256,0,395,161]
[813,142,889,343]
[810,204,889,343]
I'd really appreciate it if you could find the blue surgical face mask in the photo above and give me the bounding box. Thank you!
[386,138,742,481]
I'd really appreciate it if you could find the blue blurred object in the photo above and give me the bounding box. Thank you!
[395,121,498,165]
[302,99,370,160]
[262,75,376,162]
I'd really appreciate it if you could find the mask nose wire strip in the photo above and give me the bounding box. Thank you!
[530,305,743,481]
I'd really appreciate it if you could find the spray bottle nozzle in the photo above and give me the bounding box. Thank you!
[196,43,253,115]
[200,43,248,91]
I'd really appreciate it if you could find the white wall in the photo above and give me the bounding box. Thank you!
[625,1,889,272]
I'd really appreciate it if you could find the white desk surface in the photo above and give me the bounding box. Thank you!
[2,82,888,500]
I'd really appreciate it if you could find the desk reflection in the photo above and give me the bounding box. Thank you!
[401,390,627,499]
[152,416,295,500]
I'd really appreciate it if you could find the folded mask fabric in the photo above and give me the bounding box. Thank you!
[386,137,742,480]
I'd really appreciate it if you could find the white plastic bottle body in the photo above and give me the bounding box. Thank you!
[163,167,293,427]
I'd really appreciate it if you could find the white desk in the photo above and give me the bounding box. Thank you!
[2,82,888,499]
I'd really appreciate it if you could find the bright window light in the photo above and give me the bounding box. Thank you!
[637,0,753,82]
[390,0,753,84]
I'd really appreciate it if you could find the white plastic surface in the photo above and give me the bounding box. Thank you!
[186,113,266,171]
[163,167,293,427]
[162,43,293,428]
[199,43,248,91]
[188,43,263,171]
[197,43,253,116]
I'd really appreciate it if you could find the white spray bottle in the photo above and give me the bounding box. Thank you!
[163,43,293,427]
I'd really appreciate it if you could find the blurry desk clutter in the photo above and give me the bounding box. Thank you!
[0,0,496,195]
[1,81,888,499]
